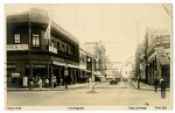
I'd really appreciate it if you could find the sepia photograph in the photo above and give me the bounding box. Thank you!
[5,4,173,110]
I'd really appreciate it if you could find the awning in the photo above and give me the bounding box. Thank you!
[94,71,103,77]
[106,75,114,79]
[157,56,170,65]
[85,70,91,73]
[7,64,16,69]
[26,64,47,68]
[52,61,66,67]
[67,64,79,69]
[11,73,20,77]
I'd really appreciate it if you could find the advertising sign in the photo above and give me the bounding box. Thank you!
[11,73,20,77]
[23,77,28,87]
[49,46,57,54]
[7,44,28,51]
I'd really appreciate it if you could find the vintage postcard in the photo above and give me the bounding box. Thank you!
[5,4,173,110]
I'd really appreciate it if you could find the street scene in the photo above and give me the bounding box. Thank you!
[7,82,171,107]
[6,4,172,110]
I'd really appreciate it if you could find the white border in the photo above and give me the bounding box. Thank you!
[0,0,174,113]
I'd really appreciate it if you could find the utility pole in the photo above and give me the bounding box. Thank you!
[136,21,141,89]
[28,8,33,90]
[85,42,99,93]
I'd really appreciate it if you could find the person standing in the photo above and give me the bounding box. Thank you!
[38,77,43,91]
[64,76,68,89]
[29,78,34,90]
[64,68,69,90]
[89,77,92,85]
[154,78,159,92]
[160,78,166,99]
[45,78,49,88]
[53,76,57,88]
[88,77,92,90]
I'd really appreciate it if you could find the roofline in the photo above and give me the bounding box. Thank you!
[7,9,79,44]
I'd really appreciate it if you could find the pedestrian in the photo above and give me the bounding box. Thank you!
[64,69,69,90]
[38,77,43,91]
[160,78,166,99]
[64,76,68,89]
[88,77,92,90]
[89,77,92,85]
[154,78,159,92]
[29,78,34,90]
[45,78,49,88]
[59,78,63,86]
[53,77,57,88]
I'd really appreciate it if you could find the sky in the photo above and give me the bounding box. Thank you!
[5,4,172,65]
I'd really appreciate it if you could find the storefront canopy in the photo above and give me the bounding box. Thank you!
[94,71,103,77]
[157,56,170,65]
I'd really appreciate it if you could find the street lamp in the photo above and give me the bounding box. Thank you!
[87,57,91,63]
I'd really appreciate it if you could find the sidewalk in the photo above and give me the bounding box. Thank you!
[7,83,90,91]
[131,81,170,91]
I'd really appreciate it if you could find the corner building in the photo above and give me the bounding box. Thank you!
[7,9,79,88]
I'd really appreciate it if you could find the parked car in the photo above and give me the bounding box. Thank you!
[110,78,121,85]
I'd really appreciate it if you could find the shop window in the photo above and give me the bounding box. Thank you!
[32,34,40,47]
[14,33,20,43]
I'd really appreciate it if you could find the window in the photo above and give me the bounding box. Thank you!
[50,40,55,47]
[68,46,72,54]
[57,41,60,50]
[32,34,40,47]
[64,43,68,53]
[14,34,20,43]
[62,42,65,52]
[67,45,70,53]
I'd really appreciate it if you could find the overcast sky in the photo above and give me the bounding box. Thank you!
[5,4,172,64]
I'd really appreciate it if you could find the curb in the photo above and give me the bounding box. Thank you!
[7,84,91,92]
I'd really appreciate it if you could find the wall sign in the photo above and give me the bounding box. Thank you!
[49,46,57,54]
[7,44,28,51]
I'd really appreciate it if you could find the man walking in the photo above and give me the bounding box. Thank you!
[160,78,166,99]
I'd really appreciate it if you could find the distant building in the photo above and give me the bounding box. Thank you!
[79,46,95,82]
[83,42,106,81]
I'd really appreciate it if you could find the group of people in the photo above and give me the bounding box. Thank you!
[29,76,57,90]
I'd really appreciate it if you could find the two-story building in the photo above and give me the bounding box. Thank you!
[7,9,79,88]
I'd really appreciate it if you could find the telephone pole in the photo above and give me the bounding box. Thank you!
[136,21,141,89]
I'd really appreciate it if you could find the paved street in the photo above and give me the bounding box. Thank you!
[7,81,172,108]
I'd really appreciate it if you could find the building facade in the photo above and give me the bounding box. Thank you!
[7,9,80,88]
[83,42,106,81]
[139,28,170,87]
[79,48,94,83]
